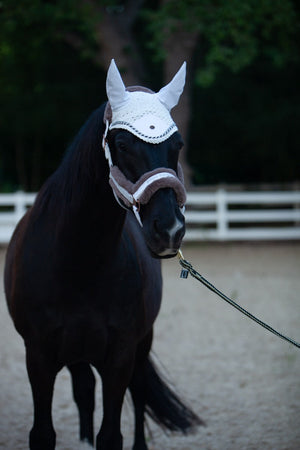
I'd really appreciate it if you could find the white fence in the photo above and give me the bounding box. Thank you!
[0,190,300,244]
[0,192,36,244]
[185,189,300,241]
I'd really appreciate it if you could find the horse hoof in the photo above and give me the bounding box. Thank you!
[29,427,56,450]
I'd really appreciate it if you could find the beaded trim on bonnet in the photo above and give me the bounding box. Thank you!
[109,91,177,144]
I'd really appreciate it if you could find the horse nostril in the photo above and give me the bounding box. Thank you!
[175,223,185,244]
[168,217,185,246]
[153,219,161,238]
[153,218,170,242]
[152,216,184,246]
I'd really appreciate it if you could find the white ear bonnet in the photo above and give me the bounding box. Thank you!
[105,59,186,144]
[102,59,187,226]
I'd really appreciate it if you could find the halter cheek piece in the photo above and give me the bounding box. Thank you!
[102,119,186,227]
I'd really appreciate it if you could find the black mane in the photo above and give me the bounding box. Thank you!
[31,103,111,226]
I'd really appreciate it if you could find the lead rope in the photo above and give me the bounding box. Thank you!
[177,249,300,349]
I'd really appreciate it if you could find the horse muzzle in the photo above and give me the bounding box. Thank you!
[140,187,185,258]
[108,164,186,258]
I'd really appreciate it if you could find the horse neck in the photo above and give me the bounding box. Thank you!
[37,106,126,250]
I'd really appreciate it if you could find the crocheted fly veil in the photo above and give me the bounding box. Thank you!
[102,59,187,226]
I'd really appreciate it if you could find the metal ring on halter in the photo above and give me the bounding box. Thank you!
[133,199,140,212]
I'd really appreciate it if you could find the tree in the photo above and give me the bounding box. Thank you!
[0,0,102,190]
[0,0,299,190]
[142,0,299,183]
[189,59,300,184]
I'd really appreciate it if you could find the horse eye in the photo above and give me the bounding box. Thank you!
[116,141,127,152]
[176,140,184,151]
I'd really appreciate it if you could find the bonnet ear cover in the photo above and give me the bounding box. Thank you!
[106,59,130,111]
[156,61,186,111]
[105,59,186,144]
[106,59,186,112]
[103,60,187,225]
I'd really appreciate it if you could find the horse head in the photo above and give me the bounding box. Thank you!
[103,59,187,258]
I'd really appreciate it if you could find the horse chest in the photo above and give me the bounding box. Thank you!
[54,300,141,367]
[53,278,144,364]
[56,311,107,364]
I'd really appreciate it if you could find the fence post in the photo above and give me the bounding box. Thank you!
[14,191,27,223]
[216,188,227,240]
[295,192,300,226]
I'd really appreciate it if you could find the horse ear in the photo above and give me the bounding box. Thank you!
[106,59,130,111]
[157,62,186,111]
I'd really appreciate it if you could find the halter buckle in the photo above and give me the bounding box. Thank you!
[133,199,140,212]
[132,203,143,227]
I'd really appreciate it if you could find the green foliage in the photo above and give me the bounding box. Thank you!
[0,0,299,190]
[189,60,300,184]
[0,0,102,190]
[143,0,299,86]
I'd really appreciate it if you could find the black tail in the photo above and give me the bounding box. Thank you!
[143,356,204,433]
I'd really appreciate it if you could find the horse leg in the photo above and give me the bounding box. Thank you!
[26,347,57,450]
[96,351,135,450]
[68,362,95,446]
[129,330,153,450]
[129,367,148,450]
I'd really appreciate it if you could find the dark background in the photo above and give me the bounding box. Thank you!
[0,0,299,191]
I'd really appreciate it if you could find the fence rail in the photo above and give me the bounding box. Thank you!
[0,192,36,244]
[185,189,300,241]
[0,190,300,244]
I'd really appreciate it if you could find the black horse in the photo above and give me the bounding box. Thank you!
[4,61,201,449]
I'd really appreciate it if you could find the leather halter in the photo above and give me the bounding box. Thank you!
[102,117,186,227]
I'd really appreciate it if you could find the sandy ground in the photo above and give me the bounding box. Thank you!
[0,242,299,450]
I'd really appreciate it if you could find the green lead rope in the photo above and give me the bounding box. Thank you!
[177,250,300,349]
